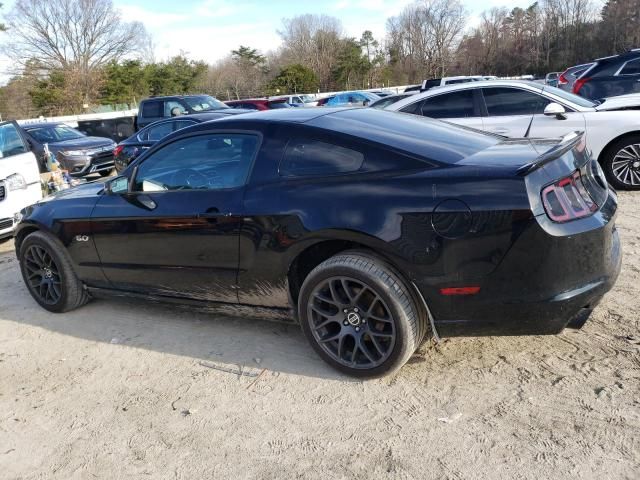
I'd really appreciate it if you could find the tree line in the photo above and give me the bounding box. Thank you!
[0,0,638,120]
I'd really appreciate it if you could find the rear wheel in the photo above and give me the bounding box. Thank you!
[19,231,89,313]
[601,135,640,190]
[298,251,427,378]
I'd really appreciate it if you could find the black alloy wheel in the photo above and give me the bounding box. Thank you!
[23,244,62,305]
[299,251,427,378]
[307,276,396,369]
[19,231,90,313]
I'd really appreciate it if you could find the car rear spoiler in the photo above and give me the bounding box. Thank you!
[517,131,586,176]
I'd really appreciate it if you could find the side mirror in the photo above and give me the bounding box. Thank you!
[107,176,129,194]
[544,103,567,120]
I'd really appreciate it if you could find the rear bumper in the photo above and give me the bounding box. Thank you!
[425,192,621,337]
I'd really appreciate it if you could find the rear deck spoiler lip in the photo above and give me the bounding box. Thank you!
[517,131,585,176]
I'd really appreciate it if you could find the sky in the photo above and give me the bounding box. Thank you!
[114,0,533,64]
[0,0,535,78]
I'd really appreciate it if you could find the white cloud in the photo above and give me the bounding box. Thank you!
[152,23,282,63]
[195,0,246,18]
[117,5,189,28]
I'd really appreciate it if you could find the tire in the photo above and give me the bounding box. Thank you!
[19,231,90,313]
[298,250,427,378]
[99,168,115,177]
[600,134,640,190]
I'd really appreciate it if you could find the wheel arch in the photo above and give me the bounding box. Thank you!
[14,224,42,257]
[285,233,413,306]
[597,130,640,165]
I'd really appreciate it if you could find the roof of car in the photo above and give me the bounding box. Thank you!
[226,98,269,103]
[141,94,211,101]
[21,122,68,130]
[186,107,498,164]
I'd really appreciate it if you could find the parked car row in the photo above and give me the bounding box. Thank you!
[384,79,640,190]
[557,49,640,99]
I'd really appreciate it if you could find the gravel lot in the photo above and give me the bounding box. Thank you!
[1,192,639,480]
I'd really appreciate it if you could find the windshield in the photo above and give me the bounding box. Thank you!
[542,85,597,108]
[26,125,85,143]
[183,95,229,112]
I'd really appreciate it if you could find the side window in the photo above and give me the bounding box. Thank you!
[482,88,549,116]
[416,90,476,119]
[173,120,196,131]
[291,97,303,104]
[147,122,174,141]
[141,101,163,118]
[164,101,186,116]
[279,139,364,177]
[134,133,259,192]
[0,123,28,158]
[618,58,640,76]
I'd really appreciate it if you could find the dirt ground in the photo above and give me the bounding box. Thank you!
[0,193,638,480]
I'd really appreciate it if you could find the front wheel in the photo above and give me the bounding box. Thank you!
[19,231,90,313]
[601,135,640,190]
[99,168,115,177]
[298,251,427,378]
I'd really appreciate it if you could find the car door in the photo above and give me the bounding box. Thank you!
[479,87,551,137]
[399,89,484,130]
[527,100,586,140]
[90,131,260,303]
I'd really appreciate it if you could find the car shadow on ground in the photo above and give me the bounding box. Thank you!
[0,247,359,381]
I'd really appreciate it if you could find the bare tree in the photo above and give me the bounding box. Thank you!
[386,0,467,82]
[278,14,344,90]
[3,0,146,106]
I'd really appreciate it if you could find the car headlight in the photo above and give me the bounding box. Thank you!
[61,149,88,156]
[5,173,27,191]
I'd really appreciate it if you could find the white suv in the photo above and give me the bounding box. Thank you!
[0,122,42,240]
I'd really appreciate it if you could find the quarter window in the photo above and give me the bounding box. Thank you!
[134,133,259,192]
[147,122,174,141]
[279,139,364,177]
[618,58,640,76]
[482,88,549,116]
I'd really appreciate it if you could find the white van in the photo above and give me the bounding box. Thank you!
[0,121,43,240]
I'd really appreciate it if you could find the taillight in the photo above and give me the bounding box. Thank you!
[558,72,568,85]
[113,145,124,157]
[573,77,590,94]
[541,171,597,223]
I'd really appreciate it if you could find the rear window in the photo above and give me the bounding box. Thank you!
[619,58,640,76]
[279,139,364,177]
[309,108,500,165]
[141,100,163,117]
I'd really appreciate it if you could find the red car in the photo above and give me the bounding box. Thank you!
[225,98,291,111]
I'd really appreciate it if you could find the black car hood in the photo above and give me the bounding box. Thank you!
[42,181,105,201]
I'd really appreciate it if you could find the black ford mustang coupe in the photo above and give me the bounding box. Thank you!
[15,108,621,377]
